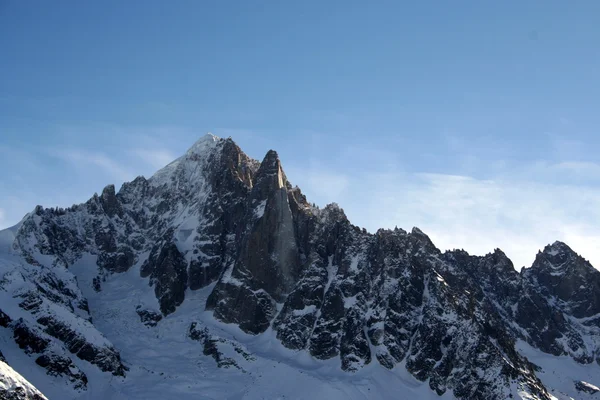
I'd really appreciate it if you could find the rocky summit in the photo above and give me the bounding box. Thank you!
[0,134,599,400]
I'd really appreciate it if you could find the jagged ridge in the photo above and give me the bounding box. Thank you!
[1,133,599,399]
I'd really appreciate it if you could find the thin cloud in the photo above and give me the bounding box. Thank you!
[131,148,177,170]
[291,164,600,270]
[49,148,134,182]
[553,161,600,179]
[286,166,350,203]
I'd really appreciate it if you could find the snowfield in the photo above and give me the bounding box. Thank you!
[65,255,457,400]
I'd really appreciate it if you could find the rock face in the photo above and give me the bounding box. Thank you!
[0,253,125,393]
[575,380,600,394]
[206,149,307,334]
[1,133,600,399]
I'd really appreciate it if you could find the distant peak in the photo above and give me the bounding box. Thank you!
[550,240,568,248]
[148,133,223,185]
[543,241,574,256]
[254,150,286,189]
[205,132,220,140]
[185,133,222,156]
[101,184,116,197]
[256,150,282,174]
[409,227,438,251]
[411,227,426,236]
[317,202,349,224]
[530,240,597,275]
[263,149,280,162]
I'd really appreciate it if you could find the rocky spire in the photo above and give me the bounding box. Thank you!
[527,241,600,318]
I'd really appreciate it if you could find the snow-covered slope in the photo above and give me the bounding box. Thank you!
[1,133,599,399]
[0,359,47,400]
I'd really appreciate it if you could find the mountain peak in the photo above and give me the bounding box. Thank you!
[148,133,224,186]
[254,150,286,190]
[530,240,596,278]
[262,149,280,165]
[543,241,573,256]
[4,135,599,400]
[185,133,222,157]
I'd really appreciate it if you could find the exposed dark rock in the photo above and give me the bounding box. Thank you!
[527,242,600,319]
[36,316,126,376]
[575,380,599,394]
[208,150,307,334]
[135,307,162,327]
[187,259,222,291]
[100,184,123,219]
[92,276,101,292]
[97,246,135,273]
[0,309,12,327]
[188,322,246,370]
[141,235,188,315]
[0,387,46,400]
[35,354,88,390]
[12,321,49,354]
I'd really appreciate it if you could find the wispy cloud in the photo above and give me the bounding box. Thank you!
[131,148,177,170]
[0,122,204,229]
[553,161,600,179]
[385,173,600,270]
[288,163,600,270]
[287,166,350,203]
[4,123,599,272]
[49,148,135,182]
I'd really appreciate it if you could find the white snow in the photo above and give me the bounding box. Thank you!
[254,200,267,219]
[292,305,317,316]
[219,263,244,287]
[344,295,359,308]
[149,132,220,188]
[66,255,462,400]
[0,360,48,399]
[516,340,600,400]
[349,254,360,273]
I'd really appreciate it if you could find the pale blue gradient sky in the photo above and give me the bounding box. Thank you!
[1,1,600,268]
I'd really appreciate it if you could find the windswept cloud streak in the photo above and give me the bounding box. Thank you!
[388,173,600,270]
[0,124,196,229]
[131,148,177,171]
[287,164,600,270]
[49,148,135,182]
[286,165,350,204]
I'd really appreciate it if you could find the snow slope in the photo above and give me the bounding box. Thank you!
[65,254,457,400]
[0,359,47,400]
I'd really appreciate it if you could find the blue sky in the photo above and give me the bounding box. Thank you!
[1,1,600,268]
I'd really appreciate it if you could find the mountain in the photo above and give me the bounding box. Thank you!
[0,133,599,399]
[1,359,47,400]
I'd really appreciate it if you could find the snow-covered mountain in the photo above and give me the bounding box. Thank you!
[1,134,599,399]
[1,359,47,400]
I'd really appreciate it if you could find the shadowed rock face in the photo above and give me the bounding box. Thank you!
[526,242,600,319]
[141,233,188,315]
[207,150,307,333]
[6,134,600,400]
